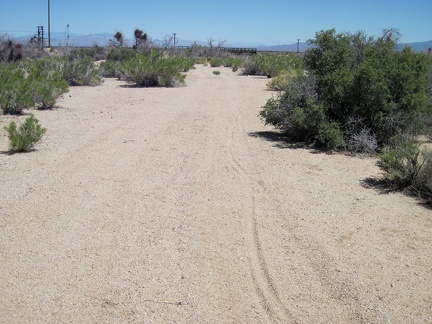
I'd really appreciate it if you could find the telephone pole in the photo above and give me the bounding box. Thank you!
[173,33,177,49]
[66,24,70,47]
[297,39,300,53]
[48,0,51,47]
[37,26,44,49]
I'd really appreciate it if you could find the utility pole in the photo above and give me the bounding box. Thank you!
[66,24,70,47]
[37,26,44,49]
[173,33,177,49]
[297,39,300,53]
[48,0,51,47]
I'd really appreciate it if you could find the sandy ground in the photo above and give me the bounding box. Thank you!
[0,65,431,323]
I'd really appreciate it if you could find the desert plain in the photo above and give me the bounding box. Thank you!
[0,65,431,323]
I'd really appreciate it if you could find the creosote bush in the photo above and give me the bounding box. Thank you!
[117,50,194,87]
[266,70,302,91]
[260,29,432,152]
[53,56,102,86]
[0,58,70,114]
[242,53,303,78]
[4,114,46,152]
[378,135,432,200]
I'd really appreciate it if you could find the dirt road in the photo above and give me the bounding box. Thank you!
[1,65,431,323]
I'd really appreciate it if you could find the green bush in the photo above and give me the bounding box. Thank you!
[266,70,302,91]
[106,47,136,62]
[260,29,432,152]
[4,114,46,152]
[213,70,220,75]
[378,135,432,200]
[416,149,432,197]
[242,54,303,77]
[304,29,431,146]
[68,46,107,61]
[99,60,120,78]
[260,73,347,149]
[0,65,33,114]
[22,58,69,108]
[53,56,102,86]
[378,136,424,187]
[209,58,223,67]
[0,58,70,114]
[118,50,194,87]
[194,57,208,65]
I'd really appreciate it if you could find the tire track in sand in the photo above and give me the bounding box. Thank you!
[226,103,295,323]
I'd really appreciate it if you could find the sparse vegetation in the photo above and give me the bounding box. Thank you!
[53,55,102,86]
[378,135,432,201]
[242,53,303,78]
[117,50,194,87]
[266,70,302,91]
[0,59,69,114]
[213,70,220,75]
[3,114,46,152]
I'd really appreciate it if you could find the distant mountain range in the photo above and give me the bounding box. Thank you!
[14,32,432,53]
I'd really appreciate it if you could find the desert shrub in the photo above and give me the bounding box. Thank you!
[304,29,431,146]
[53,55,102,86]
[222,57,243,72]
[345,117,378,154]
[316,121,346,150]
[194,57,208,65]
[106,47,136,62]
[207,57,243,70]
[0,58,71,114]
[379,141,432,202]
[68,46,108,61]
[266,70,302,91]
[3,114,46,152]
[0,66,33,114]
[22,58,69,108]
[213,70,220,75]
[261,29,432,152]
[378,135,432,200]
[261,74,319,137]
[209,58,223,67]
[99,60,120,78]
[415,149,432,198]
[31,78,69,109]
[260,73,345,149]
[118,50,193,87]
[242,53,303,77]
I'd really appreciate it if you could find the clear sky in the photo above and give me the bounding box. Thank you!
[0,0,431,45]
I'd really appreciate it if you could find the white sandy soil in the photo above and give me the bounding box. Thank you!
[0,65,431,323]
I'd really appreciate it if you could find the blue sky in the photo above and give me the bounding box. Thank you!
[0,0,431,45]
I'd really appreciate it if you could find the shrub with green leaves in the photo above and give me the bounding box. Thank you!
[22,58,69,108]
[53,56,102,86]
[378,135,432,200]
[0,65,33,114]
[106,47,136,62]
[242,54,303,77]
[260,29,432,151]
[266,70,302,91]
[209,58,223,67]
[4,114,46,152]
[68,46,108,61]
[118,50,194,87]
[0,58,70,114]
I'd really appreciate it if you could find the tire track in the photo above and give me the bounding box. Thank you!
[226,103,295,323]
